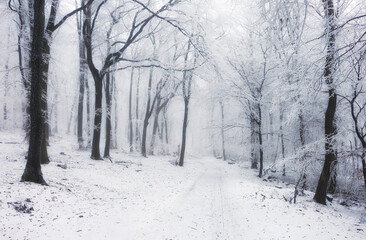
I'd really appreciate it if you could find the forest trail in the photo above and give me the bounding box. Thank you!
[0,133,365,240]
[144,157,246,240]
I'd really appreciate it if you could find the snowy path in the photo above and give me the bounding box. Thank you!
[141,158,245,240]
[0,132,365,240]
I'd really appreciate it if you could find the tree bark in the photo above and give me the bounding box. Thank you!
[77,6,86,149]
[141,67,154,157]
[104,72,112,158]
[149,97,161,155]
[86,75,91,148]
[280,109,285,176]
[362,150,366,187]
[179,98,189,166]
[258,103,263,178]
[178,41,193,167]
[91,78,103,160]
[21,0,47,185]
[314,0,337,205]
[250,115,258,169]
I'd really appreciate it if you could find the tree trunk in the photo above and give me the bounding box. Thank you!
[362,150,366,187]
[77,28,86,149]
[40,38,50,164]
[91,78,103,160]
[149,97,161,155]
[258,103,263,178]
[21,0,47,185]
[135,69,141,150]
[128,67,134,152]
[314,0,337,205]
[3,56,9,124]
[17,0,31,138]
[280,110,285,176]
[179,98,189,167]
[111,71,117,149]
[314,88,337,204]
[299,110,307,190]
[250,115,258,169]
[141,117,149,157]
[86,76,91,148]
[220,101,226,161]
[141,67,154,157]
[163,105,169,154]
[104,73,112,158]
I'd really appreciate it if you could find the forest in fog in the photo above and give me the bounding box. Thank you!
[0,0,366,239]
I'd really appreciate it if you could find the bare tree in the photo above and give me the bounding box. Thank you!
[314,0,338,205]
[83,0,180,159]
[21,0,47,185]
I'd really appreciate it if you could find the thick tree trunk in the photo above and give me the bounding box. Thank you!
[314,0,337,205]
[21,0,47,185]
[91,78,103,160]
[104,73,111,158]
[314,89,337,204]
[40,39,50,164]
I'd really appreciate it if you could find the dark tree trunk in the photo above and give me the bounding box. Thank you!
[179,41,194,166]
[258,103,263,178]
[40,38,50,164]
[104,73,112,158]
[21,0,47,185]
[86,76,91,148]
[149,97,161,156]
[314,89,337,204]
[179,98,189,167]
[250,115,258,169]
[128,67,134,152]
[141,67,154,157]
[141,118,149,157]
[314,0,337,205]
[91,78,103,160]
[362,150,366,187]
[280,110,285,176]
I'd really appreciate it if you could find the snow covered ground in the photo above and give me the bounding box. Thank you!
[0,130,365,240]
